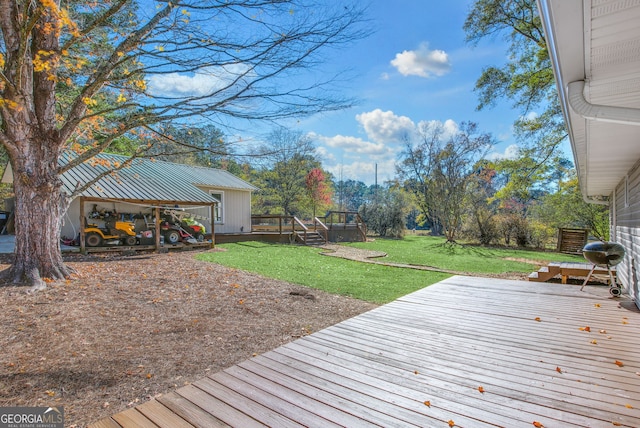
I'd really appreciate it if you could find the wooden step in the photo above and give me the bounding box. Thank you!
[295,231,326,246]
[528,263,561,282]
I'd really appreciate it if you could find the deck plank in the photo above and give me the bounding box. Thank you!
[88,418,122,428]
[192,377,301,427]
[91,276,640,428]
[156,391,230,428]
[207,371,344,428]
[223,362,379,427]
[135,399,196,428]
[111,408,159,428]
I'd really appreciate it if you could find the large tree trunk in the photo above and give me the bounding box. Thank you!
[1,150,72,291]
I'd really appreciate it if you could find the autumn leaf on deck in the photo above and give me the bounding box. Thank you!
[423,400,431,407]
[600,329,607,334]
[594,303,601,308]
[625,404,633,409]
[613,422,622,426]
[448,420,455,427]
[534,317,541,322]
[478,386,485,393]
[591,340,598,345]
[556,366,563,374]
[533,422,544,428]
[615,360,624,367]
[579,326,591,332]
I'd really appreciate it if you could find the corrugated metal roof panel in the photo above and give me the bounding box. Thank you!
[58,153,256,203]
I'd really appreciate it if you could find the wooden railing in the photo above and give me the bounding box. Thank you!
[251,212,366,243]
[292,216,309,243]
[320,211,367,241]
[314,217,329,243]
[251,215,294,233]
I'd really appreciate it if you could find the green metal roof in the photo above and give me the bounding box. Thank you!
[59,152,257,204]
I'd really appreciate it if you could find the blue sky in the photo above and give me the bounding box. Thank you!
[281,0,528,185]
[147,0,536,184]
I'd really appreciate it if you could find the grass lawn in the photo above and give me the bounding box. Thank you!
[347,235,584,274]
[196,241,450,304]
[197,236,584,304]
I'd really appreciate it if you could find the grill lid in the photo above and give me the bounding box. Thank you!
[582,241,625,267]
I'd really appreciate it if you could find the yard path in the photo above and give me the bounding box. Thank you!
[319,243,529,280]
[319,243,464,275]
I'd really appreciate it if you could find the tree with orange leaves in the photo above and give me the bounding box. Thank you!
[0,0,368,290]
[305,167,332,219]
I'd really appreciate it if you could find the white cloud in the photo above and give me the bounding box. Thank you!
[325,159,396,185]
[390,43,451,78]
[314,134,393,158]
[148,64,250,97]
[315,146,336,163]
[416,119,459,141]
[355,109,415,144]
[486,144,520,161]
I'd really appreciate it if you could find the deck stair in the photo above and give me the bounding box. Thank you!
[296,230,326,246]
[528,262,561,282]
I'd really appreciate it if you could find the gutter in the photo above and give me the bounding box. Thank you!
[568,80,640,126]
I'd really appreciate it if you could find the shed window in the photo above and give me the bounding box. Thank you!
[211,191,223,223]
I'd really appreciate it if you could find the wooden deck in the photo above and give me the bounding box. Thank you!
[528,262,616,284]
[90,276,640,427]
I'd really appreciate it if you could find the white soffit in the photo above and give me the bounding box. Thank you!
[539,0,640,198]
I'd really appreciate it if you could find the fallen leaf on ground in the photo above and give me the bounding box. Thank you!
[556,366,562,374]
[423,400,430,407]
[533,422,544,428]
[594,303,601,308]
[600,330,607,334]
[625,404,633,409]
[534,317,541,322]
[615,360,624,367]
[478,386,485,393]
[591,340,598,345]
[579,326,591,332]
[448,420,455,427]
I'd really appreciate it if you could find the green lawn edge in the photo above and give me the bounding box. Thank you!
[196,241,449,304]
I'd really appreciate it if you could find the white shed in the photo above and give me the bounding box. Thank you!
[3,152,258,243]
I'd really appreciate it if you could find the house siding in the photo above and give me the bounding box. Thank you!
[612,159,640,308]
[192,187,252,234]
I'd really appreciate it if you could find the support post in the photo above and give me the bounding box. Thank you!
[154,206,161,251]
[210,202,215,248]
[79,197,86,254]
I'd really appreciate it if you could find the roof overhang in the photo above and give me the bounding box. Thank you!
[538,0,640,201]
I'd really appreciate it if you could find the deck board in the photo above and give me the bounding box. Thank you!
[90,276,640,428]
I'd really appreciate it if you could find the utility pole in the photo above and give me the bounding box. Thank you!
[374,163,378,203]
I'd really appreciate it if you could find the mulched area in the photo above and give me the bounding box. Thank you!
[0,249,377,427]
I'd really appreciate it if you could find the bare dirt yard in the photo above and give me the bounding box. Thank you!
[0,249,377,427]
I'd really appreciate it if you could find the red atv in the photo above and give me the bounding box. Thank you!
[160,209,206,244]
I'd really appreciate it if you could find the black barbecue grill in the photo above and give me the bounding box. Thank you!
[580,241,625,296]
